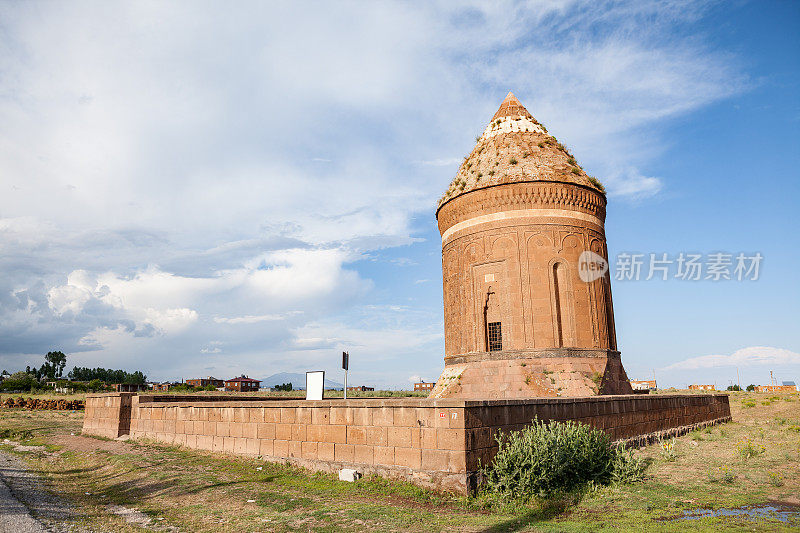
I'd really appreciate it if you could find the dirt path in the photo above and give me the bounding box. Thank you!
[0,453,47,532]
[0,450,76,533]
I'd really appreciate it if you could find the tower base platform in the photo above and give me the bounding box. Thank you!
[430,349,633,399]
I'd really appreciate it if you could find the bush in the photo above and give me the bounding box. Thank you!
[612,445,649,484]
[170,383,197,392]
[0,372,40,392]
[658,437,677,462]
[737,437,765,460]
[483,419,627,499]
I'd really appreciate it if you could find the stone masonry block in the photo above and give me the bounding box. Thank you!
[318,442,335,462]
[335,443,355,463]
[394,447,422,469]
[347,426,367,446]
[387,427,412,448]
[353,444,374,465]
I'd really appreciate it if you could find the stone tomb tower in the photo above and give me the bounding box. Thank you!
[430,93,633,399]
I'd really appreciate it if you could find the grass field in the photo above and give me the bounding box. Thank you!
[0,391,798,531]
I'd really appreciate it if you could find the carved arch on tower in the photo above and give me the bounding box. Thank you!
[548,257,577,348]
[489,235,517,260]
[588,237,606,348]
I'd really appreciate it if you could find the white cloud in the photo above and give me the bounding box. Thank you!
[143,308,198,334]
[200,346,222,354]
[664,347,800,371]
[47,284,93,316]
[214,312,302,325]
[408,375,422,384]
[417,158,462,167]
[606,167,663,199]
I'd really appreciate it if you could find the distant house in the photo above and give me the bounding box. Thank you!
[688,384,715,391]
[46,381,76,394]
[225,376,261,392]
[186,376,225,389]
[414,382,435,392]
[151,382,173,392]
[756,384,797,392]
[630,380,657,391]
[347,386,374,392]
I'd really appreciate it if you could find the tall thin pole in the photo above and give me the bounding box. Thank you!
[736,367,740,389]
[342,351,349,400]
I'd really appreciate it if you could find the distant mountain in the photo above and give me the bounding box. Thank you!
[260,372,344,390]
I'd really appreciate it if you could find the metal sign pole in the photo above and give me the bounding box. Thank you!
[342,351,349,400]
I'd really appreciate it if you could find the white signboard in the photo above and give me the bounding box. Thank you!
[305,371,325,401]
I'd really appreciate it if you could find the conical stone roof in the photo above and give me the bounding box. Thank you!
[437,93,605,211]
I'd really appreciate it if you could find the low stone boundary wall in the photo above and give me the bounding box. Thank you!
[83,393,730,493]
[82,392,133,438]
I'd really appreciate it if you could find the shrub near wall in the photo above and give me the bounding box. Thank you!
[483,419,641,499]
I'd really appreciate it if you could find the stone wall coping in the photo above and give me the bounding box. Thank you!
[91,392,729,409]
[137,395,304,403]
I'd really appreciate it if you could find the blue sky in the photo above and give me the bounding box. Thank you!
[1,1,798,389]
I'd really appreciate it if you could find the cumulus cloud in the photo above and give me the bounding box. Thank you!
[664,347,800,371]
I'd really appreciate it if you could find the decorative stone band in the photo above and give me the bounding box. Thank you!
[437,181,606,235]
[444,348,620,366]
[480,115,546,141]
[441,207,604,244]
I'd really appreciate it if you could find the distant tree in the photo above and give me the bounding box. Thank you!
[274,382,293,392]
[67,366,147,384]
[0,371,39,392]
[746,384,756,391]
[726,385,742,391]
[45,351,67,378]
[87,379,104,392]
